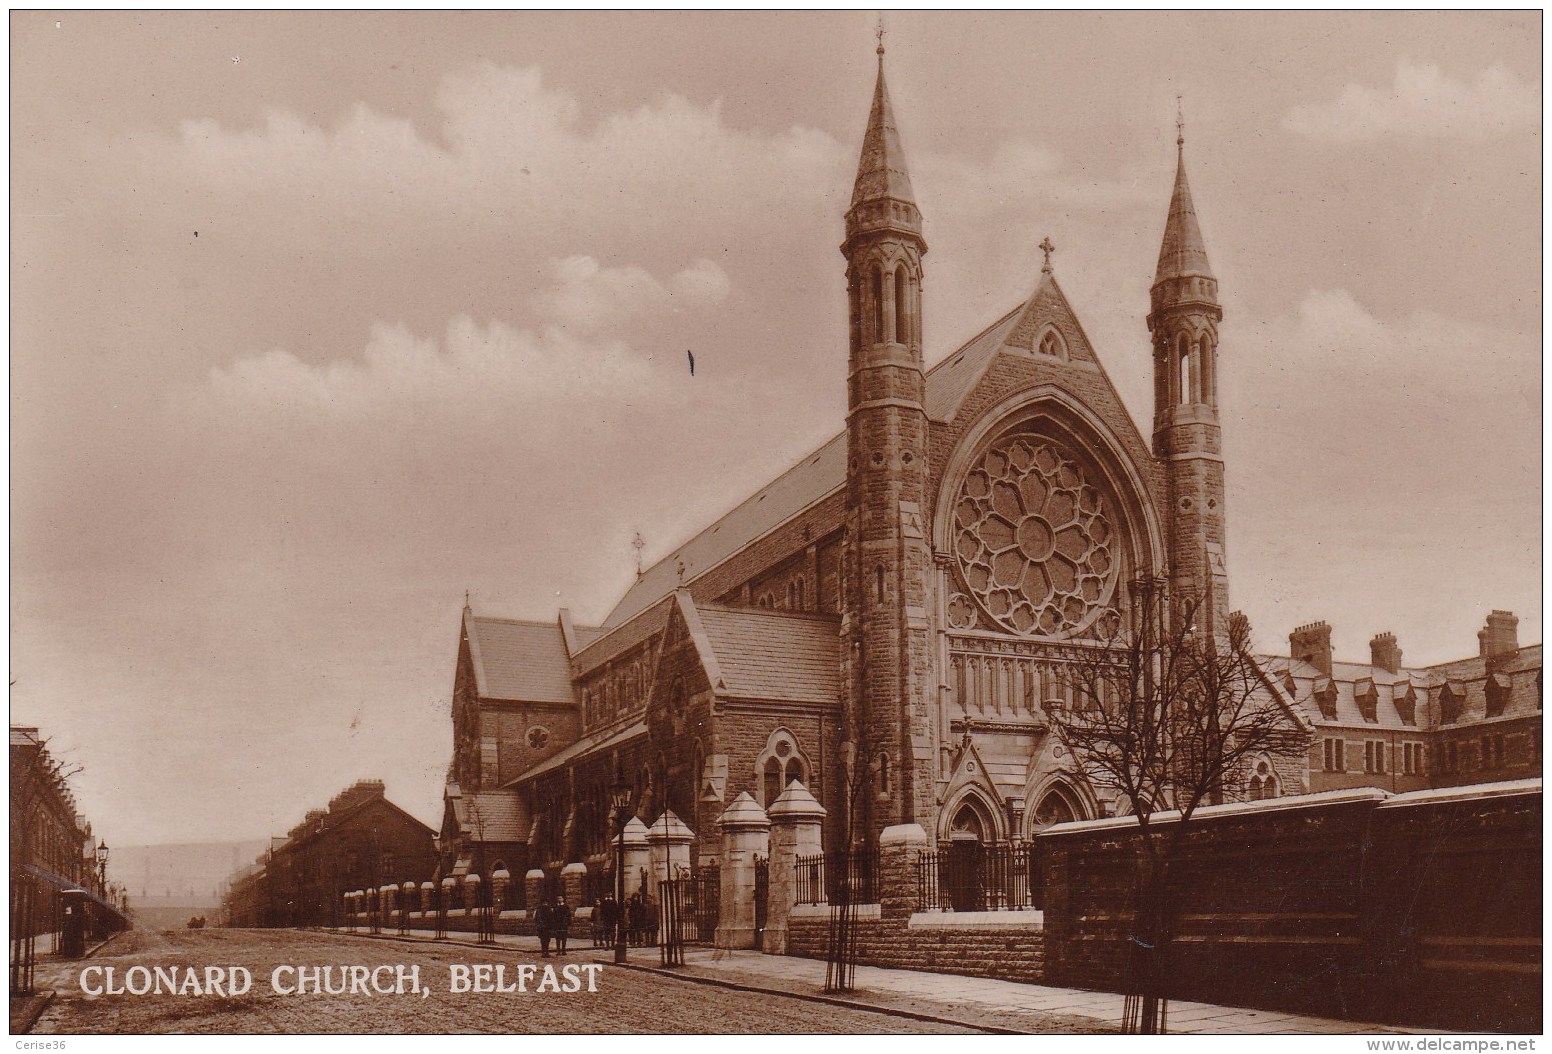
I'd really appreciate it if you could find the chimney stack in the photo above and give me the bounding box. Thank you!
[1370,632,1402,674]
[1289,621,1333,676]
[1478,610,1519,659]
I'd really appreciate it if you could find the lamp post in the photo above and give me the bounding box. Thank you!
[95,842,109,899]
[610,764,632,965]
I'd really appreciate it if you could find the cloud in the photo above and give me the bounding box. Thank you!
[1284,59,1538,142]
[1225,288,1539,663]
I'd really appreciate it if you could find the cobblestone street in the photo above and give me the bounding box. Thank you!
[29,929,987,1034]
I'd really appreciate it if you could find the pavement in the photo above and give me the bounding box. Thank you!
[332,925,1421,1035]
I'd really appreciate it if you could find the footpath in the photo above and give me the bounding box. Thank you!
[330,925,1421,1036]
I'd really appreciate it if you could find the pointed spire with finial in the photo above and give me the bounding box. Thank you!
[850,16,916,211]
[1154,96,1213,285]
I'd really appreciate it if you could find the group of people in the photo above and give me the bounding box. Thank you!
[532,896,573,957]
[589,892,659,948]
[533,891,660,956]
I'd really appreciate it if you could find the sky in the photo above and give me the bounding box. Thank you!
[10,11,1541,851]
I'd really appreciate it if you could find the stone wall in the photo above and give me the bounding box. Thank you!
[1039,781,1541,1033]
[786,907,1045,984]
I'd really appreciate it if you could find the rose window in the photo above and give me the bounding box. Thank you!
[953,437,1117,635]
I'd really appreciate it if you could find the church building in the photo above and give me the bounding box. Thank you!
[435,46,1538,889]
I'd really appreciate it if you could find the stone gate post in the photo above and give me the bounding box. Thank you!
[617,817,651,898]
[715,793,770,949]
[462,874,480,917]
[524,869,545,914]
[765,781,826,954]
[490,867,510,914]
[419,881,434,915]
[647,811,694,899]
[561,862,588,908]
[878,823,929,920]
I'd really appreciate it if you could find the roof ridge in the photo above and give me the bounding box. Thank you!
[698,603,841,623]
[925,302,1024,373]
[470,614,573,630]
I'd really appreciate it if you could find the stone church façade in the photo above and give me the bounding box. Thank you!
[435,49,1540,887]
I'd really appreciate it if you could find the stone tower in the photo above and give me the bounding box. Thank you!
[1148,125,1229,627]
[840,43,934,842]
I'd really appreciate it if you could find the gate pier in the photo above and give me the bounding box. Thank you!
[715,793,769,950]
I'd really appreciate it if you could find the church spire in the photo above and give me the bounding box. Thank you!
[1154,117,1214,284]
[849,38,917,213]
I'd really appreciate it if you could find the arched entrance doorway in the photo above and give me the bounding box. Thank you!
[945,797,993,912]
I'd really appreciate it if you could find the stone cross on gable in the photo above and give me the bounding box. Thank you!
[1039,236,1056,274]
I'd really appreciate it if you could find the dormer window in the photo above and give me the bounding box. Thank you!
[1485,672,1511,718]
[1355,679,1378,723]
[1440,681,1466,725]
[1393,683,1417,726]
[1314,678,1338,720]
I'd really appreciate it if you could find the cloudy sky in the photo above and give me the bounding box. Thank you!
[11,11,1540,848]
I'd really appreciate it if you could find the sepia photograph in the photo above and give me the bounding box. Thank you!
[9,9,1541,1040]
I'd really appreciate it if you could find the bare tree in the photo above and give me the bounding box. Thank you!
[1046,577,1310,1033]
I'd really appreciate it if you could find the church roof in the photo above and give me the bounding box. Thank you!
[511,719,648,786]
[451,789,528,843]
[603,279,1115,631]
[695,605,841,703]
[1155,142,1214,282]
[604,437,847,628]
[851,52,915,208]
[464,613,576,704]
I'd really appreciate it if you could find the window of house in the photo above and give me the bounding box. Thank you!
[1483,734,1506,769]
[1322,737,1346,772]
[1364,740,1386,775]
[1485,673,1511,718]
[1394,685,1417,726]
[1355,681,1378,723]
[1440,683,1464,725]
[1402,741,1425,775]
[1315,681,1338,720]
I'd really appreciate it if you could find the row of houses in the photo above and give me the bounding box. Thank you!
[220,780,436,928]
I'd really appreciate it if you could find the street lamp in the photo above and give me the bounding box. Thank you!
[95,842,109,898]
[610,763,633,965]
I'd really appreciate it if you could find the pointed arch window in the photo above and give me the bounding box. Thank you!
[894,264,910,345]
[1037,327,1067,360]
[1198,333,1215,405]
[871,265,886,345]
[1177,333,1194,405]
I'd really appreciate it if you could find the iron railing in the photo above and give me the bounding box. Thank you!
[916,842,1042,912]
[795,850,879,905]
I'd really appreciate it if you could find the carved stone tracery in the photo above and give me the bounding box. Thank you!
[953,436,1118,636]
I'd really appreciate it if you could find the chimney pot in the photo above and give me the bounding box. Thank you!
[1289,620,1333,677]
[1369,632,1402,674]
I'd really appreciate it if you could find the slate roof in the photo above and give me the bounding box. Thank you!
[511,720,649,786]
[604,292,1058,631]
[695,605,841,704]
[1265,644,1543,730]
[465,613,575,704]
[452,790,528,843]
